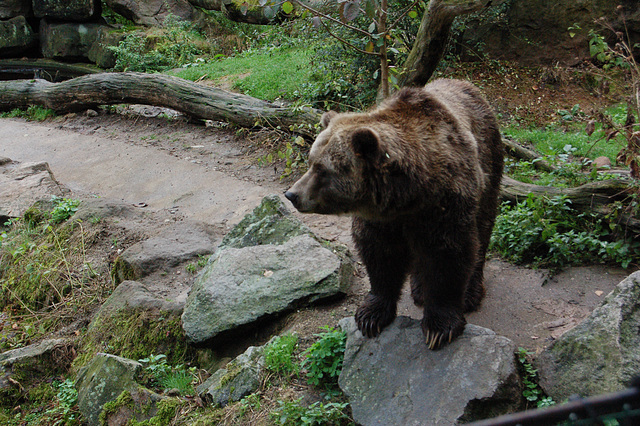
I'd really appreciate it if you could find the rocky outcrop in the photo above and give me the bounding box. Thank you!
[32,0,100,21]
[111,221,218,286]
[0,158,67,220]
[75,353,168,426]
[39,20,103,60]
[181,195,353,345]
[0,339,74,401]
[536,271,640,402]
[0,1,31,19]
[105,0,203,27]
[0,16,36,56]
[197,344,266,407]
[339,317,523,425]
[456,0,640,66]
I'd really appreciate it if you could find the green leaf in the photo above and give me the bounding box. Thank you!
[408,10,418,19]
[282,1,294,14]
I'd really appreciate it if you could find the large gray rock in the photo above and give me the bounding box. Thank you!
[0,16,37,57]
[1,339,73,396]
[111,221,218,285]
[0,0,31,19]
[87,26,125,68]
[181,195,352,345]
[75,353,165,426]
[339,317,522,425]
[197,344,266,407]
[536,271,640,402]
[105,0,202,27]
[32,0,100,21]
[39,19,105,59]
[0,159,66,219]
[182,234,350,344]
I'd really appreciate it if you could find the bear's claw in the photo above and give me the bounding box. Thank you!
[421,306,466,350]
[355,294,397,338]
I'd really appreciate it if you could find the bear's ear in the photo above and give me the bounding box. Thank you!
[351,127,381,161]
[320,111,337,129]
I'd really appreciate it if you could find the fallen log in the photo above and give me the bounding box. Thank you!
[0,72,321,138]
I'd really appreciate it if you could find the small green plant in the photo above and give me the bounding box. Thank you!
[185,254,208,274]
[264,334,299,376]
[138,353,197,395]
[302,326,347,387]
[270,398,352,425]
[0,105,56,121]
[517,348,555,409]
[49,197,81,225]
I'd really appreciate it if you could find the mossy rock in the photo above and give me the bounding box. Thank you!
[219,194,314,249]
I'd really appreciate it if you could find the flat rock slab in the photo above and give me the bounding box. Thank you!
[182,234,350,344]
[339,317,522,426]
[0,159,66,218]
[536,271,640,401]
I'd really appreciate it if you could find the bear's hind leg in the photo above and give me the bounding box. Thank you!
[416,244,476,350]
[353,218,411,338]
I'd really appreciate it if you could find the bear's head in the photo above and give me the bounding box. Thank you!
[285,111,398,217]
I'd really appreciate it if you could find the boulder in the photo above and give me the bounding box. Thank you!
[39,19,105,60]
[0,159,66,219]
[181,195,352,345]
[75,353,166,426]
[197,344,266,407]
[111,221,218,285]
[81,281,189,365]
[32,0,100,21]
[536,271,640,402]
[0,16,37,57]
[87,26,125,68]
[105,0,202,27]
[182,234,351,344]
[0,0,31,19]
[338,317,523,425]
[456,0,640,66]
[0,339,73,401]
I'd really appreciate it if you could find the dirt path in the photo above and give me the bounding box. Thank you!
[0,112,631,353]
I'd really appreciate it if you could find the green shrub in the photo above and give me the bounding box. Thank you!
[264,334,299,376]
[302,326,346,387]
[138,354,197,396]
[490,195,638,268]
[270,398,351,426]
[109,15,203,72]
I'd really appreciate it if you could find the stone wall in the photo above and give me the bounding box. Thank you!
[0,0,119,68]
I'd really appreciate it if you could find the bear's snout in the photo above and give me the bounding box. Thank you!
[284,190,300,209]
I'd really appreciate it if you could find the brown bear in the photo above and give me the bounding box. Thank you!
[285,79,504,349]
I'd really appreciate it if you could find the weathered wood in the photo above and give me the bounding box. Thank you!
[0,59,101,81]
[0,72,321,138]
[502,137,555,172]
[500,175,631,207]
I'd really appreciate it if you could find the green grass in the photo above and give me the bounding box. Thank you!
[503,126,625,163]
[170,46,314,102]
[504,103,631,164]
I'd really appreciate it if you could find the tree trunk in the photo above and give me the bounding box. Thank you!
[0,72,321,138]
[499,175,631,208]
[400,0,502,87]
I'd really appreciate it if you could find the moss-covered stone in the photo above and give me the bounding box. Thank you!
[75,307,190,371]
[220,194,314,249]
[536,271,640,401]
[0,339,74,407]
[110,255,142,285]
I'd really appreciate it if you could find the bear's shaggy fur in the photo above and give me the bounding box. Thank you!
[285,79,504,349]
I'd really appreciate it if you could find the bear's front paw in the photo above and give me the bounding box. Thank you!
[355,294,397,338]
[421,306,466,350]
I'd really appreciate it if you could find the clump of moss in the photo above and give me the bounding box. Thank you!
[74,308,191,370]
